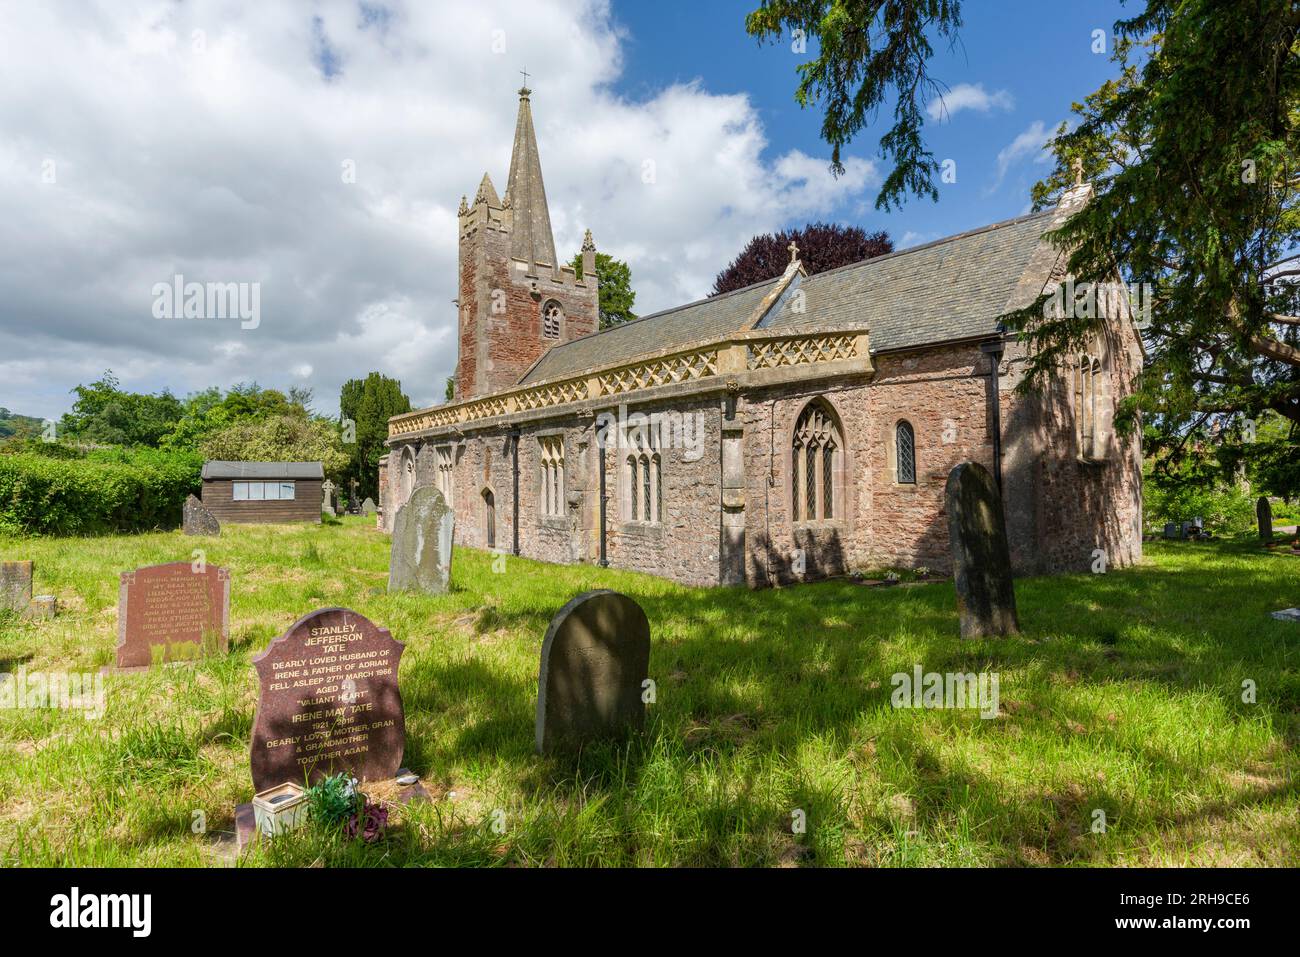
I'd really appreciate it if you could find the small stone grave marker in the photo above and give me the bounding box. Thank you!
[116,562,230,669]
[944,462,1020,639]
[250,606,405,791]
[536,590,651,754]
[183,494,221,536]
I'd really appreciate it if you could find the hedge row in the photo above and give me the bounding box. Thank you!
[0,452,201,535]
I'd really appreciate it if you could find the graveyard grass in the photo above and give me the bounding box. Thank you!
[1,519,1297,867]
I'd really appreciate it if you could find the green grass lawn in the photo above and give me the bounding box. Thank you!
[1,517,1297,867]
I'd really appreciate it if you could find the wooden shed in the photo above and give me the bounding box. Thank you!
[200,461,325,524]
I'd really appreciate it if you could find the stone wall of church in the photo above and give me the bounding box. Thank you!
[1000,313,1144,576]
[382,318,1143,587]
[739,342,997,585]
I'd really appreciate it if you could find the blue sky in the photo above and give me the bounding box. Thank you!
[610,0,1130,246]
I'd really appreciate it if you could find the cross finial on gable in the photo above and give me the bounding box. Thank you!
[788,239,799,263]
[1072,157,1084,186]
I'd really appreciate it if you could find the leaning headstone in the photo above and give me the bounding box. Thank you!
[944,462,1020,639]
[183,493,220,536]
[388,485,455,594]
[536,590,651,754]
[250,607,406,791]
[115,562,231,669]
[361,497,376,516]
[0,561,33,613]
[1257,497,1273,542]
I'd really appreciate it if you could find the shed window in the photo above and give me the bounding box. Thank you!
[232,480,295,501]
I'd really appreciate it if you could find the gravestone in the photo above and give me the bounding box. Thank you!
[1257,497,1273,542]
[321,479,336,514]
[388,485,454,594]
[361,497,376,516]
[536,590,651,754]
[944,462,1020,639]
[183,494,220,536]
[250,607,405,791]
[116,562,231,669]
[0,561,33,613]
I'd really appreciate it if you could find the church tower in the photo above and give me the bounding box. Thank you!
[454,85,599,400]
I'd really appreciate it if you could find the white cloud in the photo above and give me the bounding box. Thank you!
[0,0,879,417]
[926,83,1013,123]
[990,120,1054,192]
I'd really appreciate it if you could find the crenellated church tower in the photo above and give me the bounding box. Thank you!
[454,85,599,400]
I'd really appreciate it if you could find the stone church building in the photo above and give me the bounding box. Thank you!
[379,87,1144,587]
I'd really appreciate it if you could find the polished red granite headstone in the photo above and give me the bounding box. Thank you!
[250,607,406,791]
[115,561,230,669]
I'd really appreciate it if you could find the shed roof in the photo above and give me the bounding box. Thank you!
[201,461,324,480]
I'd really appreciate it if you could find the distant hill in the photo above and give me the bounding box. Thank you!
[0,408,45,440]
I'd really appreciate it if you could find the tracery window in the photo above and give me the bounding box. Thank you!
[435,445,455,504]
[624,427,662,523]
[1075,354,1103,459]
[792,401,842,523]
[539,435,565,517]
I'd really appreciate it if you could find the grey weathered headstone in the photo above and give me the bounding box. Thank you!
[24,595,57,620]
[388,485,454,594]
[944,462,1020,639]
[536,590,651,754]
[361,497,376,516]
[183,493,221,536]
[0,561,33,614]
[321,479,336,514]
[1257,496,1273,542]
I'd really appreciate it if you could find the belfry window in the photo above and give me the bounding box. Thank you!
[542,300,563,339]
[792,401,842,523]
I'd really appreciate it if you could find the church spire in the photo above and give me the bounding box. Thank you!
[505,85,557,268]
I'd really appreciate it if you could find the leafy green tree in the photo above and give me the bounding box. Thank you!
[445,377,455,402]
[746,0,964,210]
[200,414,348,474]
[339,373,411,500]
[59,372,183,447]
[570,252,637,329]
[751,0,1298,495]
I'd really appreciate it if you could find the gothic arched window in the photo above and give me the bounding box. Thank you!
[539,436,565,517]
[1075,354,1103,459]
[624,427,663,523]
[435,445,455,505]
[896,421,916,485]
[542,300,563,339]
[792,401,842,523]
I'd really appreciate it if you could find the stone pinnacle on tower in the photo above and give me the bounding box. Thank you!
[505,84,557,269]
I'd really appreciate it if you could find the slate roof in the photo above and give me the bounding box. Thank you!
[201,461,324,480]
[520,208,1057,385]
